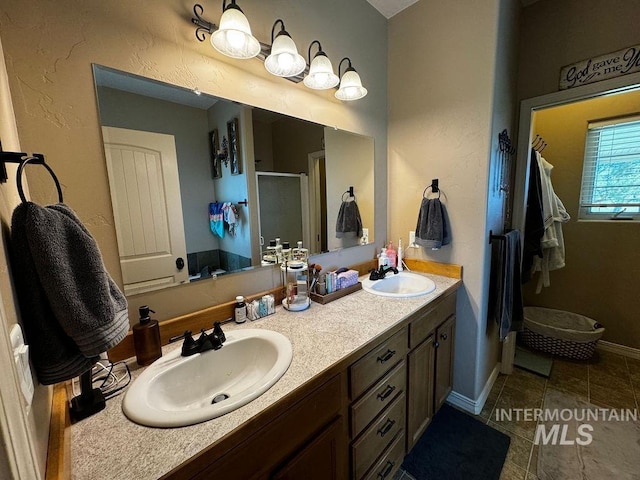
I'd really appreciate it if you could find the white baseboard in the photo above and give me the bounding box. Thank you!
[597,340,640,360]
[447,362,501,415]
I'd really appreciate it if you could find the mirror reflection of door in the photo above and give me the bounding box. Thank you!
[256,172,310,253]
[102,126,189,295]
[308,151,328,253]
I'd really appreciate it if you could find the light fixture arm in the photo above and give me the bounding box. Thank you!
[308,40,323,65]
[192,4,216,42]
[270,19,286,43]
[338,57,354,78]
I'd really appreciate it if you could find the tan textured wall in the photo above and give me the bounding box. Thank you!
[518,0,640,100]
[0,0,387,323]
[0,36,50,480]
[523,90,640,349]
[388,0,520,399]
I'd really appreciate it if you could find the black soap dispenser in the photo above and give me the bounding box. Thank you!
[133,305,162,366]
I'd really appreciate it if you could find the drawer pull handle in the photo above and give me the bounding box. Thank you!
[434,341,440,348]
[377,349,396,364]
[377,418,396,437]
[378,461,395,479]
[441,333,448,340]
[377,385,396,401]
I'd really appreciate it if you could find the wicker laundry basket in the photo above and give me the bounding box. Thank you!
[521,307,605,360]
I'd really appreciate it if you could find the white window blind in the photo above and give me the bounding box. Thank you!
[579,115,640,221]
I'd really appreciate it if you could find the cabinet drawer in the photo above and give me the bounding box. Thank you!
[351,393,406,480]
[362,430,405,480]
[350,328,408,399]
[351,360,406,438]
[409,293,455,349]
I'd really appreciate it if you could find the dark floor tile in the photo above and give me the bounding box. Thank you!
[589,368,634,395]
[589,382,637,410]
[500,382,545,409]
[504,368,546,396]
[551,358,588,381]
[547,373,588,398]
[500,461,527,480]
[497,427,534,471]
[528,445,539,477]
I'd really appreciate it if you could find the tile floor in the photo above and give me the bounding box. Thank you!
[394,349,640,480]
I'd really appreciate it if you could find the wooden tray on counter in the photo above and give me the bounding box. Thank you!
[310,282,362,305]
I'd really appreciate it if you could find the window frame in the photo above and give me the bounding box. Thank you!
[578,114,640,222]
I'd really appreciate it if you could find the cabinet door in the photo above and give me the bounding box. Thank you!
[406,335,435,452]
[272,417,346,480]
[434,315,456,412]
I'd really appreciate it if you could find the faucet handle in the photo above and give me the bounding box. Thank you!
[213,321,226,344]
[181,330,199,357]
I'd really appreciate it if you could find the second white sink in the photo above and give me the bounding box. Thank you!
[122,329,292,428]
[362,271,436,298]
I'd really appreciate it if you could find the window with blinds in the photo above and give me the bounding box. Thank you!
[579,115,640,221]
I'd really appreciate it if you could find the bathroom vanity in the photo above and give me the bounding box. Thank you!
[61,264,461,480]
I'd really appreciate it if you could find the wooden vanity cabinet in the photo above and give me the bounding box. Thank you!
[166,373,348,480]
[406,292,456,452]
[348,328,409,480]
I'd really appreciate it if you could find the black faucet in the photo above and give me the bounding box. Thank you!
[169,322,226,356]
[369,265,399,281]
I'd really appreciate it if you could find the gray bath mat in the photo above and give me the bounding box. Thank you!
[514,346,553,378]
[538,388,640,480]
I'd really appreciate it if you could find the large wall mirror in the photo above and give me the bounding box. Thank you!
[93,65,374,295]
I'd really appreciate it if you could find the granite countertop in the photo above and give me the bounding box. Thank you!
[70,272,461,479]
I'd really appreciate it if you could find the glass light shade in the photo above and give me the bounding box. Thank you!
[335,69,368,101]
[264,34,306,77]
[210,7,260,59]
[303,54,340,90]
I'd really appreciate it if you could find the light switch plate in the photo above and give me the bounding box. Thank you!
[10,324,34,411]
[409,231,417,247]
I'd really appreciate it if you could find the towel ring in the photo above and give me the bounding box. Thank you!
[422,185,441,199]
[342,191,356,202]
[17,157,63,204]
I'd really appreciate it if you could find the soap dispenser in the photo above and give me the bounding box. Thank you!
[133,306,162,366]
[378,247,389,268]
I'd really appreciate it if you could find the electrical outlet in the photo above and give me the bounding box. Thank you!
[409,231,417,247]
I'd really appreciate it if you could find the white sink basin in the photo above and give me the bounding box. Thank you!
[122,329,292,427]
[362,271,436,298]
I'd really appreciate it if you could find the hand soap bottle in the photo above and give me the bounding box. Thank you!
[387,242,397,268]
[133,306,162,366]
[378,247,389,268]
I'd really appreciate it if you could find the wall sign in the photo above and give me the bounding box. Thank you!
[559,44,640,90]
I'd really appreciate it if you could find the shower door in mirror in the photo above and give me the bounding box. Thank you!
[102,127,189,295]
[256,172,310,254]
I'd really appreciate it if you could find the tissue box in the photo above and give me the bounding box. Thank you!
[337,270,359,290]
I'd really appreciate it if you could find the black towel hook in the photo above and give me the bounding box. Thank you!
[422,179,441,199]
[342,186,356,202]
[17,157,63,204]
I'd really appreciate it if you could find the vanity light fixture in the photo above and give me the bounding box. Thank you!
[264,19,306,77]
[335,57,368,101]
[209,0,260,59]
[303,40,340,90]
[191,5,368,100]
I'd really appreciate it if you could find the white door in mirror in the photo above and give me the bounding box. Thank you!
[102,127,189,295]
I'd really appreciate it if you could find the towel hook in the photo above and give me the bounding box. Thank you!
[17,157,63,204]
[342,186,356,202]
[422,179,441,199]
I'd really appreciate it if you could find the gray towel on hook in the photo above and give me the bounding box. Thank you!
[415,198,451,249]
[11,202,129,383]
[490,230,523,340]
[336,199,363,238]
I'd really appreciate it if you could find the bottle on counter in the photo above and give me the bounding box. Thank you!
[387,242,397,268]
[133,305,162,366]
[234,296,248,324]
[378,247,389,268]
